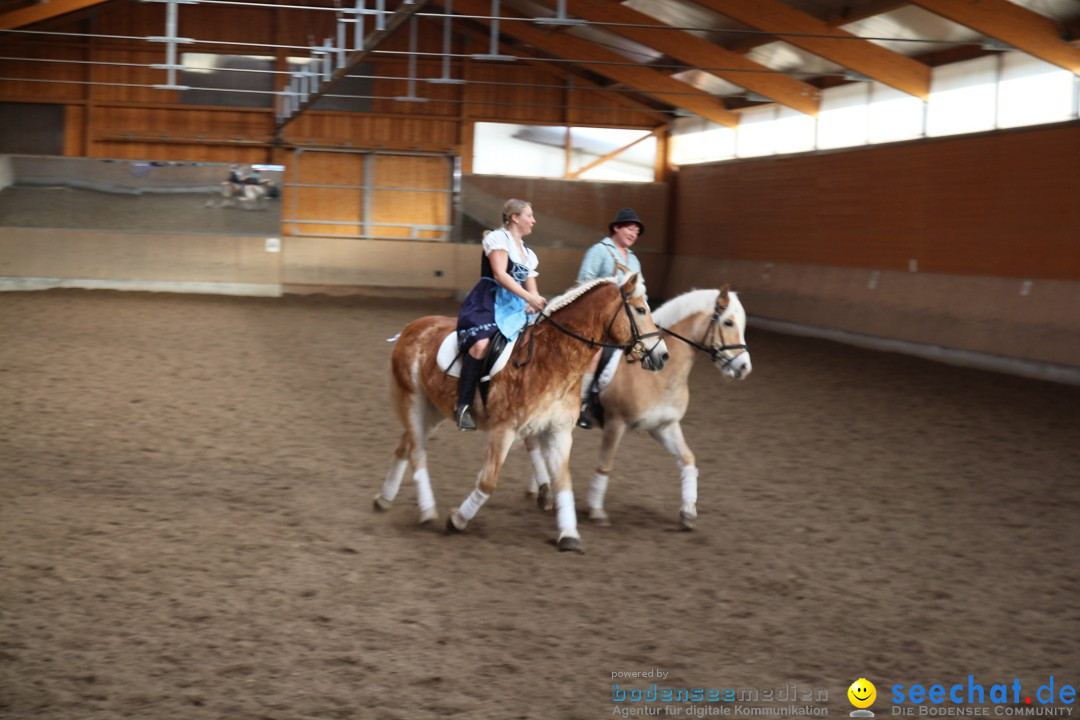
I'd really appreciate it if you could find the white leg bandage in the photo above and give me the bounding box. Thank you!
[413,467,435,512]
[457,487,490,522]
[381,460,408,502]
[680,464,699,506]
[588,472,609,511]
[528,445,549,493]
[580,372,594,400]
[556,489,578,533]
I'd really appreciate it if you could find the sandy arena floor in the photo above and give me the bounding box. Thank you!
[1,289,1078,720]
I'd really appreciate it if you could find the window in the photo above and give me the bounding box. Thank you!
[472,122,656,182]
[997,54,1074,129]
[818,83,870,149]
[669,117,735,165]
[926,56,998,137]
[773,107,816,155]
[736,106,777,158]
[181,53,274,108]
[868,84,924,144]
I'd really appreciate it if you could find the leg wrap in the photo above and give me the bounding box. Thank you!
[381,459,408,502]
[457,487,490,522]
[556,489,578,534]
[680,464,699,506]
[527,444,549,493]
[413,467,435,512]
[588,472,610,511]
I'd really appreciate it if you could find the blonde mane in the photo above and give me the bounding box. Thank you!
[652,288,743,327]
[542,277,615,316]
[543,275,648,317]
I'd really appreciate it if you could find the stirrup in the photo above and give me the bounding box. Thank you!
[455,403,476,431]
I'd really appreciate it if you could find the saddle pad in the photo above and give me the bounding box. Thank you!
[596,349,624,393]
[436,331,516,381]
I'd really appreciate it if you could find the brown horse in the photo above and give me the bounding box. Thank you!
[375,273,668,551]
[526,286,751,530]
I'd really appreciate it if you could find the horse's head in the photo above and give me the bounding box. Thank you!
[653,285,752,380]
[614,273,669,372]
[708,284,751,380]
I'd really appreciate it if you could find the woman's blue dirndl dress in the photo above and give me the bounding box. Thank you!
[456,239,535,353]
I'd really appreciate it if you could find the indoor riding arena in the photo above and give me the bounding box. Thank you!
[2,1,1079,719]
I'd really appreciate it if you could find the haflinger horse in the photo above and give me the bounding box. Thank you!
[375,273,669,552]
[525,285,751,531]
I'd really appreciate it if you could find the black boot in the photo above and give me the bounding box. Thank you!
[576,398,595,429]
[455,354,482,431]
[577,389,604,430]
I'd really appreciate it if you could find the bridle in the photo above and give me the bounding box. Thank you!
[515,284,664,368]
[659,295,747,369]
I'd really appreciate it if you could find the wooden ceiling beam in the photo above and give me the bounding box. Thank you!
[725,0,908,54]
[908,0,1080,75]
[687,0,931,99]
[560,0,820,116]
[0,0,110,30]
[448,0,741,127]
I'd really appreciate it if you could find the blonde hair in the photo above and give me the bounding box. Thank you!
[502,198,531,228]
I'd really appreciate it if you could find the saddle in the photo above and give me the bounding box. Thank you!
[436,331,513,405]
[436,330,513,379]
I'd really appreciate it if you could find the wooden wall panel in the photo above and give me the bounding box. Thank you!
[90,106,272,139]
[285,114,459,149]
[371,155,450,239]
[368,59,458,117]
[91,48,174,104]
[65,105,86,155]
[372,154,447,189]
[180,3,276,45]
[92,1,165,37]
[284,151,450,240]
[672,122,1080,281]
[287,150,364,236]
[0,44,85,100]
[567,86,659,129]
[464,64,565,124]
[2,0,661,163]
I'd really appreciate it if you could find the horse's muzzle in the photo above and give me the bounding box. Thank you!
[722,352,752,380]
[639,339,669,372]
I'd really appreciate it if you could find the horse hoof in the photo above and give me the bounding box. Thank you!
[372,494,393,512]
[588,508,611,527]
[445,510,468,534]
[557,532,582,553]
[418,506,438,525]
[536,483,554,512]
[679,509,698,531]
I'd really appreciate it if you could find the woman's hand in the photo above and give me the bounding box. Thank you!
[526,293,547,314]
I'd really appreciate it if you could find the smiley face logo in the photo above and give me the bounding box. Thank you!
[848,678,877,709]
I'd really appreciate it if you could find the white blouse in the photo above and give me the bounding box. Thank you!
[482,228,539,278]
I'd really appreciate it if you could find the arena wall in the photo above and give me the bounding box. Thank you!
[667,121,1080,371]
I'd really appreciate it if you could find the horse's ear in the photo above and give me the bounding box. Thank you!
[621,272,640,295]
[719,283,730,304]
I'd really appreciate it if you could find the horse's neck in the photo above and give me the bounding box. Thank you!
[662,313,708,380]
[537,287,620,368]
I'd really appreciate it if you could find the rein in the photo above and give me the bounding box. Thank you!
[514,286,662,368]
[660,297,747,367]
